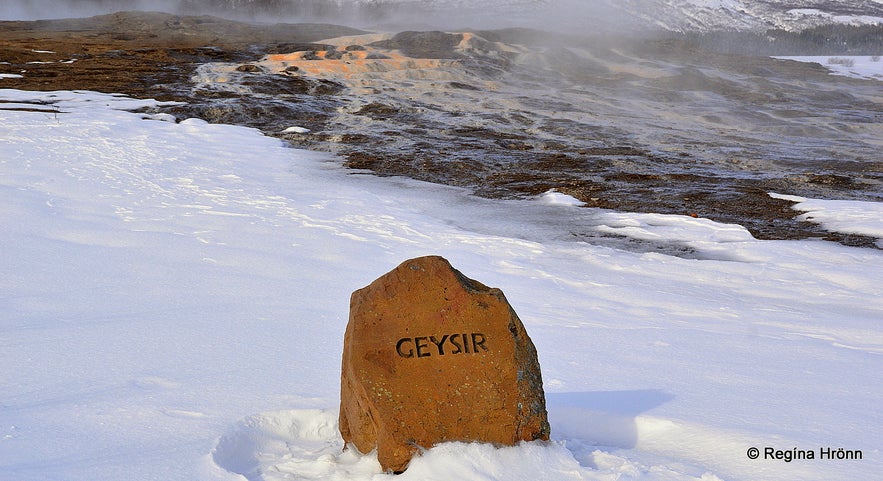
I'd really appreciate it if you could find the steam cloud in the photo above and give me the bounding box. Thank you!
[0,0,641,34]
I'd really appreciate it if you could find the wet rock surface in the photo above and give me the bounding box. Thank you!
[367,31,465,59]
[0,12,362,97]
[3,12,881,250]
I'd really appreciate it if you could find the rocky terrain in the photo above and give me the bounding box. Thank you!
[3,12,882,248]
[0,12,363,96]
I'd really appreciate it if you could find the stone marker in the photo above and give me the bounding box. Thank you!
[339,255,550,472]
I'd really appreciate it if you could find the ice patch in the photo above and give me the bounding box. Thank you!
[537,189,586,207]
[594,211,754,245]
[142,112,177,122]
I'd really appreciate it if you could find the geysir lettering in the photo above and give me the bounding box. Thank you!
[396,333,488,358]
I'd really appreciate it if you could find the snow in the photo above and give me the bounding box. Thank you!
[786,8,883,27]
[686,0,743,12]
[538,189,586,207]
[773,55,883,81]
[2,89,881,481]
[282,126,312,134]
[770,193,883,246]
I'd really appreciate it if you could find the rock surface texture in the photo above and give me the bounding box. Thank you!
[339,255,550,473]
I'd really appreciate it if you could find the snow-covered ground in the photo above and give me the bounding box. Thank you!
[770,193,883,245]
[1,89,881,481]
[784,7,883,28]
[773,55,883,81]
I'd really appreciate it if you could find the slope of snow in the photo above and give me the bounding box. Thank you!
[771,193,883,246]
[614,0,883,31]
[787,7,883,26]
[2,89,881,481]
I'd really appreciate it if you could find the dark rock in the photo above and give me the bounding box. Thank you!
[449,81,480,90]
[368,31,464,59]
[806,173,855,187]
[235,64,261,72]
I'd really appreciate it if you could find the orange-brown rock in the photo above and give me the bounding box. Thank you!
[339,255,550,473]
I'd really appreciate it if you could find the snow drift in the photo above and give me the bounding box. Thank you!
[1,89,881,481]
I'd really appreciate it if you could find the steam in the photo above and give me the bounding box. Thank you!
[0,0,182,21]
[0,0,646,36]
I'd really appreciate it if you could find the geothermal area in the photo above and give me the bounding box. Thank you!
[2,2,882,481]
[3,8,882,250]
